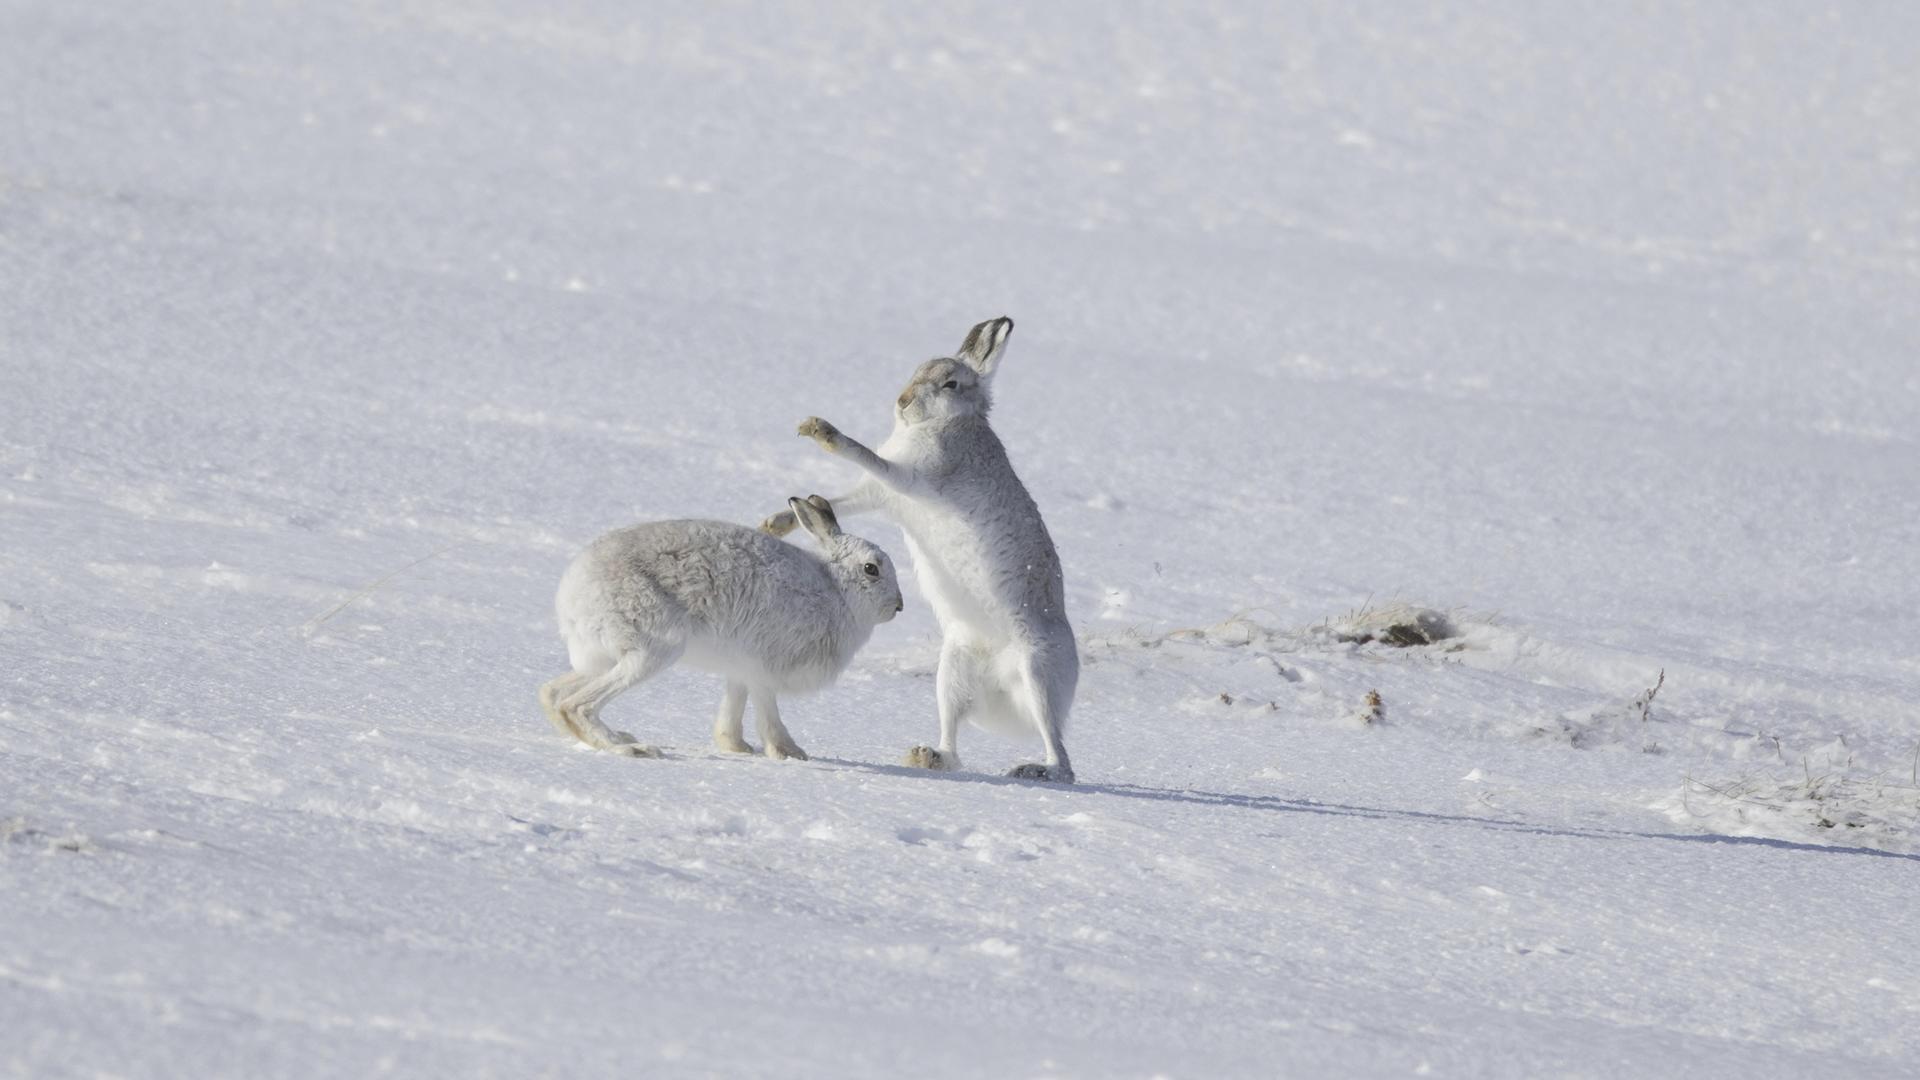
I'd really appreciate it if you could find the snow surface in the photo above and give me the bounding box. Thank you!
[5,2,1920,1076]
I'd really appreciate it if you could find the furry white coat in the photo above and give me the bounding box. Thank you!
[766,317,1078,782]
[542,497,902,759]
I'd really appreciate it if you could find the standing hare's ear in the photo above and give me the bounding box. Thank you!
[789,495,841,545]
[956,316,1014,377]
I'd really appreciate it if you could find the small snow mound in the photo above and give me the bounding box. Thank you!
[1654,763,1920,854]
[1323,604,1459,648]
[1523,670,1664,751]
[1342,689,1386,728]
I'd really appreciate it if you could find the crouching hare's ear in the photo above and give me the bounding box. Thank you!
[956,316,1013,377]
[789,494,841,544]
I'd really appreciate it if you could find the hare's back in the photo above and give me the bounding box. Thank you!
[583,519,778,589]
[573,519,827,621]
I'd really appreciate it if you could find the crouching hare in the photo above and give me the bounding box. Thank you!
[764,317,1079,783]
[540,496,902,759]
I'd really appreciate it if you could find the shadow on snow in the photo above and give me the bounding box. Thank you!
[810,757,1920,864]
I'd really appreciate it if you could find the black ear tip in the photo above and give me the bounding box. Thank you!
[806,494,831,511]
[787,496,806,511]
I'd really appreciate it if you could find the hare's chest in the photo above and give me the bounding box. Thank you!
[896,505,1011,628]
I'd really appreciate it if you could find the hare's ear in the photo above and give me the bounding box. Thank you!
[956,316,1013,377]
[789,495,841,544]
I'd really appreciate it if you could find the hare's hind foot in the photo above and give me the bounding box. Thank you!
[1007,762,1074,784]
[541,682,654,758]
[904,746,958,771]
[607,738,664,759]
[561,703,657,757]
[593,727,661,758]
[714,733,755,754]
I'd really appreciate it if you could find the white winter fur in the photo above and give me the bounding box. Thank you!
[540,496,903,759]
[765,317,1079,783]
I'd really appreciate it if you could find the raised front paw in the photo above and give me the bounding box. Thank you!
[797,416,844,452]
[904,746,958,771]
[1007,762,1074,784]
[759,509,799,537]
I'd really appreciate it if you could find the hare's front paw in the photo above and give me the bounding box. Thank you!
[904,746,957,771]
[1007,762,1074,784]
[759,509,799,537]
[766,740,809,762]
[797,416,844,452]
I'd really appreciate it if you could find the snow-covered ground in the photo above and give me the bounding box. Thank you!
[5,3,1919,1076]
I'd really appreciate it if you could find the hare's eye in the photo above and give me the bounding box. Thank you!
[862,562,880,577]
[941,380,958,391]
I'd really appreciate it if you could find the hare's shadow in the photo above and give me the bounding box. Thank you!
[810,757,1920,864]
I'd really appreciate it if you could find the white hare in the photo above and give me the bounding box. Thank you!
[764,317,1078,783]
[540,496,903,759]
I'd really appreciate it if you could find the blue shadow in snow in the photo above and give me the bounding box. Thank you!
[810,757,1920,864]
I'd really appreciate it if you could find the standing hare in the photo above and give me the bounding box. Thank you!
[764,317,1078,783]
[541,496,902,759]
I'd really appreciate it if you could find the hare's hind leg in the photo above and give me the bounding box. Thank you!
[1005,644,1077,784]
[540,669,595,739]
[543,638,616,742]
[557,646,682,758]
[749,686,807,761]
[906,638,981,772]
[712,681,752,754]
